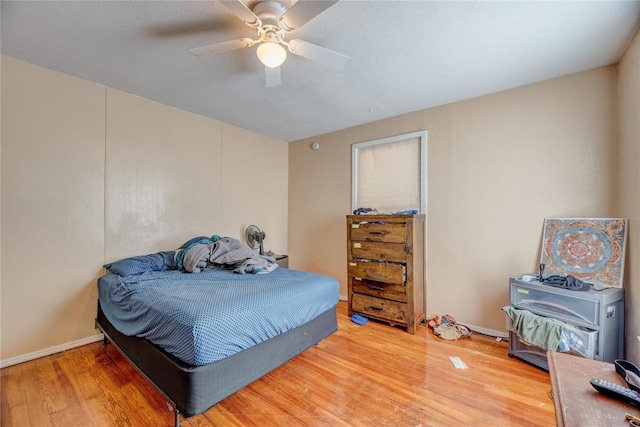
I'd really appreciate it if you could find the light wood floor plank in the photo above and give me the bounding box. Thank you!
[1,302,555,426]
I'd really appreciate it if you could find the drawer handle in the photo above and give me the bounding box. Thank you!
[369,285,384,291]
[369,230,384,235]
[369,305,383,311]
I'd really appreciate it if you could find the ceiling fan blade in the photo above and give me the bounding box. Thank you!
[280,0,339,31]
[288,39,349,70]
[220,0,260,25]
[188,38,254,56]
[265,66,281,88]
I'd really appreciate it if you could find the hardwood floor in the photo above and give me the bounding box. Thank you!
[1,302,556,426]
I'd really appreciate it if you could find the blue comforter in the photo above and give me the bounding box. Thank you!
[98,268,339,366]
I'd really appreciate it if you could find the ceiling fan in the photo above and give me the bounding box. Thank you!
[188,0,349,87]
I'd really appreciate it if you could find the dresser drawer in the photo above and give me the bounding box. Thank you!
[350,222,406,244]
[351,241,406,263]
[352,293,407,324]
[351,277,407,302]
[509,330,549,370]
[348,260,405,284]
[507,315,599,359]
[510,281,599,327]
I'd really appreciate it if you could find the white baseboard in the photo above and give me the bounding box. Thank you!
[1,333,104,368]
[464,323,509,339]
[339,295,348,301]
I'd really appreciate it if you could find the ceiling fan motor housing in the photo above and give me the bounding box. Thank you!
[253,1,288,44]
[252,1,287,26]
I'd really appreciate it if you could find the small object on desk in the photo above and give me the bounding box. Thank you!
[590,378,640,407]
[543,274,591,291]
[626,413,640,423]
[616,359,640,393]
[351,314,368,325]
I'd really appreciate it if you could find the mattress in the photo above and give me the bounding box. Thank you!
[98,267,339,366]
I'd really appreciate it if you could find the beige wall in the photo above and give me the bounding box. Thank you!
[218,124,288,253]
[1,56,288,363]
[1,54,3,347]
[289,67,619,334]
[1,56,106,361]
[618,29,640,364]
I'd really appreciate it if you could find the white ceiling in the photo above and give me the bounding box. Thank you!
[2,1,640,142]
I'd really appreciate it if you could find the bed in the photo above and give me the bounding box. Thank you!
[95,246,339,427]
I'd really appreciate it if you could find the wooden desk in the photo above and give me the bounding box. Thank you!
[548,351,639,426]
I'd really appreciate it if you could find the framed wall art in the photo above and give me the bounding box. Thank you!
[541,218,628,288]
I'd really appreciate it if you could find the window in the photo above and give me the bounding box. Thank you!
[352,131,426,213]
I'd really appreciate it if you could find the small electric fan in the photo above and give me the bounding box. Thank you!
[245,225,266,255]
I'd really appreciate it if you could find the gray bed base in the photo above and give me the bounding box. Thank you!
[96,302,338,427]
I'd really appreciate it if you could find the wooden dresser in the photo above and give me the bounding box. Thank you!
[346,214,426,334]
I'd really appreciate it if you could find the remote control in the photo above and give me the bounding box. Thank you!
[590,378,640,407]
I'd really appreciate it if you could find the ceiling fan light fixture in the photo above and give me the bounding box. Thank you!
[257,42,287,68]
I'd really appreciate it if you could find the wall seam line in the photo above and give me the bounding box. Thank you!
[103,88,108,264]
